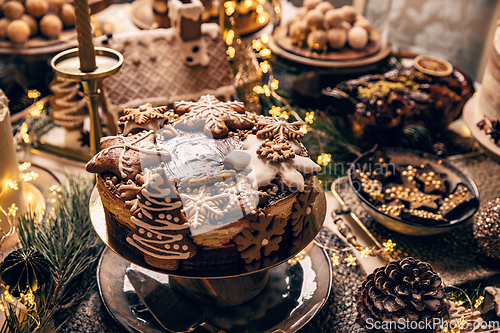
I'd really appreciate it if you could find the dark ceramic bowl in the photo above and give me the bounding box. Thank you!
[348,148,480,236]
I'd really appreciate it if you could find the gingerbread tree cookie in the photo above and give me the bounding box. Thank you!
[126,169,197,270]
[234,211,287,264]
[173,94,254,139]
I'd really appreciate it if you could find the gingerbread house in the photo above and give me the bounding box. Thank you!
[98,0,236,121]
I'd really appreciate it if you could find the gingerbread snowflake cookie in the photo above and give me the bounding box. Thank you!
[255,116,304,140]
[173,94,254,139]
[290,183,319,237]
[234,211,287,264]
[118,103,172,135]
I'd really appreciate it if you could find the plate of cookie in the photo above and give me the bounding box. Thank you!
[348,148,480,236]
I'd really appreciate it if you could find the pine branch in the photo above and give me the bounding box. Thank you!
[4,175,105,333]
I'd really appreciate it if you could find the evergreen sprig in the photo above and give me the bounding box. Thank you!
[2,176,104,333]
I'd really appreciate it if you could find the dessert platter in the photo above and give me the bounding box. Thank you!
[0,0,110,55]
[267,1,391,68]
[348,148,480,236]
[464,25,500,163]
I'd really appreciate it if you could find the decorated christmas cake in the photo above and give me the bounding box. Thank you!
[86,95,323,275]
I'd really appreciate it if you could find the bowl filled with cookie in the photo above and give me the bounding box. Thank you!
[348,147,480,236]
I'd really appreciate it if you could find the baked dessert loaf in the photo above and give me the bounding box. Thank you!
[86,95,322,275]
[322,65,474,149]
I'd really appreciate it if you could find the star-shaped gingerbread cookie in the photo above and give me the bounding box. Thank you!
[119,103,171,135]
[173,95,254,139]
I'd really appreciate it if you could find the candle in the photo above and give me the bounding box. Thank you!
[0,90,26,244]
[74,0,96,72]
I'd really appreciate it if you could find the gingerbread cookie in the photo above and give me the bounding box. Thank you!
[173,94,254,139]
[118,103,171,135]
[438,184,474,218]
[290,183,319,237]
[255,116,304,140]
[256,138,295,163]
[85,130,171,180]
[234,211,287,264]
[126,168,197,270]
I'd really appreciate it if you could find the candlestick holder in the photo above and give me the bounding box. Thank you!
[50,47,124,156]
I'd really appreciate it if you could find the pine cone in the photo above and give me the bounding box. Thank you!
[355,257,445,333]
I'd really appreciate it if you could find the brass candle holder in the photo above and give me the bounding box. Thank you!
[50,47,124,156]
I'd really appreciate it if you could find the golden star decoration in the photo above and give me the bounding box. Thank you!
[331,252,340,266]
[344,254,357,267]
[383,239,396,253]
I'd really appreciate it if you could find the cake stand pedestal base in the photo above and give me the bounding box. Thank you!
[170,270,269,308]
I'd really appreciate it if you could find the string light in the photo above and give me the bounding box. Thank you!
[474,295,484,308]
[269,105,289,119]
[224,1,236,16]
[299,124,309,134]
[317,153,331,166]
[288,250,306,266]
[6,180,19,191]
[226,46,236,58]
[260,61,270,74]
[21,171,39,182]
[19,162,31,172]
[360,247,373,258]
[252,39,263,52]
[259,48,271,58]
[27,90,41,99]
[20,122,30,144]
[383,239,396,253]
[263,85,271,97]
[305,111,315,124]
[331,252,339,266]
[344,254,357,267]
[8,203,18,217]
[270,79,279,90]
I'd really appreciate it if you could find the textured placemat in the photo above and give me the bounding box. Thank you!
[336,154,500,287]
